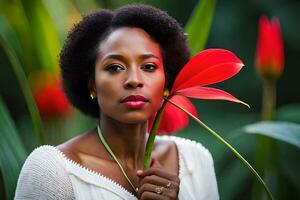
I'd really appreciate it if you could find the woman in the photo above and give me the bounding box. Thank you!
[15,4,219,200]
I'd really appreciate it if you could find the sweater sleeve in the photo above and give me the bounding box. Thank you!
[14,145,75,200]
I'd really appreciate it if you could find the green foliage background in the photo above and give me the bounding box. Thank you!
[0,0,299,199]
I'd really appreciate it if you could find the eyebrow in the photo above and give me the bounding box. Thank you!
[139,54,160,60]
[102,53,160,61]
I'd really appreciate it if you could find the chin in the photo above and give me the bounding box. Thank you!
[116,112,152,124]
[121,116,149,124]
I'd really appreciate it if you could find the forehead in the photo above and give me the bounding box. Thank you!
[98,27,162,58]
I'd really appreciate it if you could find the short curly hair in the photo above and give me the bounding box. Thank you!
[60,4,190,117]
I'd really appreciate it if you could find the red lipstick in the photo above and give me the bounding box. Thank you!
[121,95,149,109]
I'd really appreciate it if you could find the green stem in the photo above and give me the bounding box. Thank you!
[254,79,277,199]
[261,80,276,121]
[143,100,167,170]
[165,98,274,200]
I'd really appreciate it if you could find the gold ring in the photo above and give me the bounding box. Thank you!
[155,186,164,195]
[165,181,171,188]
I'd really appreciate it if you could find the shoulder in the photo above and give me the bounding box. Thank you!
[20,145,67,171]
[15,145,74,200]
[158,135,213,164]
[17,145,66,174]
[27,144,64,160]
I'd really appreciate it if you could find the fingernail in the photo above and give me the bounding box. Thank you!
[136,170,143,176]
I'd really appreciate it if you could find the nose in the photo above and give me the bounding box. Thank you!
[124,68,143,89]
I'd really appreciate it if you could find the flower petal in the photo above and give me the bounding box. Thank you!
[271,17,284,75]
[172,49,243,92]
[255,16,284,79]
[176,86,249,107]
[148,95,198,135]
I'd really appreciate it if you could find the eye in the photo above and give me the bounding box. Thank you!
[142,63,157,72]
[106,64,124,73]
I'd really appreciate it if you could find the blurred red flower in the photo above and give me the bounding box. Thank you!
[31,72,70,118]
[149,49,248,134]
[256,16,284,80]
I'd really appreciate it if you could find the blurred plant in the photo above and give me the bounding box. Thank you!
[231,15,300,199]
[0,0,85,198]
[256,16,284,81]
[0,98,27,200]
[256,16,284,121]
[0,15,45,144]
[185,0,216,55]
[254,15,284,199]
[29,70,71,118]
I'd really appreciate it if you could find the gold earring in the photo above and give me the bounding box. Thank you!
[90,91,97,99]
[163,89,169,98]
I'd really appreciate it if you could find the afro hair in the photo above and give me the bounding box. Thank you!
[60,4,190,117]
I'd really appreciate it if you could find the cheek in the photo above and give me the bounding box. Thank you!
[96,89,111,112]
[94,76,120,109]
[150,73,165,109]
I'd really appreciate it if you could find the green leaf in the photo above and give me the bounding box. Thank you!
[0,98,27,200]
[42,0,81,43]
[0,17,45,144]
[185,0,216,55]
[0,1,39,73]
[0,15,23,63]
[241,121,300,148]
[20,0,61,70]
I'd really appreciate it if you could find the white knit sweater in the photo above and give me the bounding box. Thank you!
[14,136,219,200]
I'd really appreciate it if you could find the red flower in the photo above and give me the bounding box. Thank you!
[256,16,284,80]
[33,79,70,118]
[149,49,248,134]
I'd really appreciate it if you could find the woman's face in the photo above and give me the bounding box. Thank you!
[94,27,165,124]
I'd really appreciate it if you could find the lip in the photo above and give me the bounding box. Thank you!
[121,95,149,109]
[121,95,149,103]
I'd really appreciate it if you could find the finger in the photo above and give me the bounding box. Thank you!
[140,191,167,200]
[138,182,178,200]
[138,175,180,199]
[137,183,156,197]
[139,174,172,189]
[137,167,177,180]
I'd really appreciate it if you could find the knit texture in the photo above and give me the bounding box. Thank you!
[15,136,219,200]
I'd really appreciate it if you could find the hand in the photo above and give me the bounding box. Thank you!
[136,159,180,200]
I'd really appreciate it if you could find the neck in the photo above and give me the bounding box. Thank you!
[99,114,148,170]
